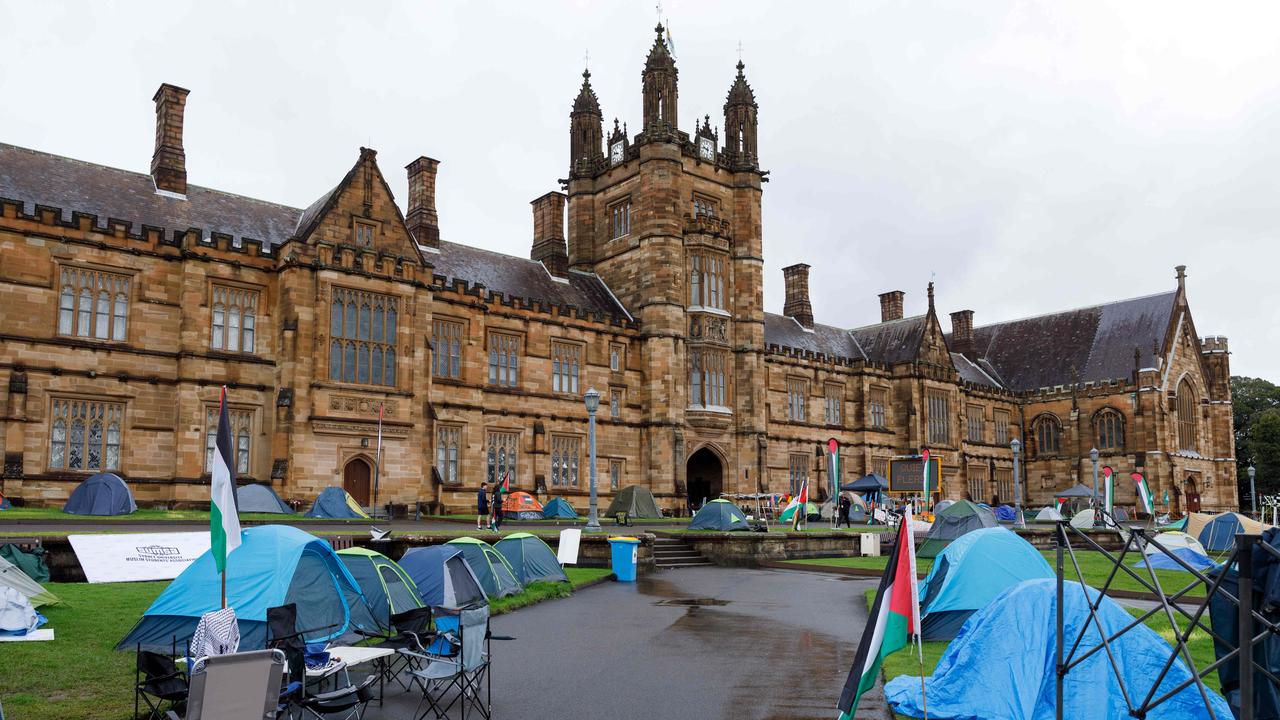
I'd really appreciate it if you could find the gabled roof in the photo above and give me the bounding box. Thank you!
[431,241,629,319]
[850,315,928,365]
[763,312,932,366]
[0,143,300,247]
[763,313,862,361]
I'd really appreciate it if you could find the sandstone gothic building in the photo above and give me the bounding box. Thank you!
[0,26,1237,514]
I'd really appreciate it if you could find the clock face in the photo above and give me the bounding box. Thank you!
[698,137,714,160]
[611,141,625,165]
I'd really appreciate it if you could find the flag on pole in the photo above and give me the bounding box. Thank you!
[828,439,840,527]
[373,402,384,507]
[904,502,922,656]
[920,448,931,508]
[792,479,808,532]
[1132,472,1154,515]
[837,506,918,719]
[1163,488,1170,508]
[1056,496,1068,514]
[210,387,242,575]
[1102,466,1114,514]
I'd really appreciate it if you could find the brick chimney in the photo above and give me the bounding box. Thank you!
[406,156,441,248]
[782,263,814,329]
[150,83,190,196]
[530,192,568,276]
[879,290,904,322]
[950,309,975,358]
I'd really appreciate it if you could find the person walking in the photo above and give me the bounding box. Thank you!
[476,482,488,530]
[490,482,504,532]
[837,493,851,528]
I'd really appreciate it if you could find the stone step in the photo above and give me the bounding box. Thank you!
[656,559,714,568]
[654,553,703,562]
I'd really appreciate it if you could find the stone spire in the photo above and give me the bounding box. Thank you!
[642,23,679,134]
[570,68,604,177]
[723,60,758,169]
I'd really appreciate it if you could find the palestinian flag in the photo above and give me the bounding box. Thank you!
[1132,472,1154,515]
[1056,497,1069,514]
[210,387,242,574]
[792,480,809,531]
[837,510,917,719]
[1102,466,1115,514]
[920,448,931,506]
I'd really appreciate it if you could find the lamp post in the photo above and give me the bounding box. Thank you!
[1011,438,1023,526]
[584,388,601,532]
[1249,464,1257,519]
[1090,447,1100,528]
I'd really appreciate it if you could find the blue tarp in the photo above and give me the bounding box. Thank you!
[1135,547,1217,572]
[304,486,369,519]
[117,525,377,651]
[995,504,1016,522]
[1199,513,1246,552]
[540,497,578,520]
[62,473,136,516]
[919,527,1053,640]
[886,578,1233,720]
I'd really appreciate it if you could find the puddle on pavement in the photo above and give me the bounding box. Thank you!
[655,597,730,607]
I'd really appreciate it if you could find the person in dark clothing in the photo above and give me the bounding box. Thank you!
[476,482,488,530]
[491,484,504,531]
[837,494,852,528]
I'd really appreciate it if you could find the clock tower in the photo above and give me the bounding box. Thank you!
[565,24,768,504]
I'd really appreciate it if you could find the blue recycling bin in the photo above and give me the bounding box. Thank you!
[608,536,640,582]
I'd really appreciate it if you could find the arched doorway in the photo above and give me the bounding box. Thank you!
[343,457,372,507]
[686,447,723,513]
[1184,476,1201,513]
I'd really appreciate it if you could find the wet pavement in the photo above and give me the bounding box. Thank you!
[376,566,889,720]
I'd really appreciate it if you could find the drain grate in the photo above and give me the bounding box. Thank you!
[656,597,729,607]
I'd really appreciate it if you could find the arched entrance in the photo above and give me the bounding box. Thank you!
[1184,476,1201,513]
[343,457,372,507]
[686,447,724,512]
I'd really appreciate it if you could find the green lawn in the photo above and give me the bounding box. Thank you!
[0,507,329,523]
[0,568,613,720]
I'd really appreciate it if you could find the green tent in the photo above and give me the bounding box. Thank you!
[495,533,569,584]
[778,502,820,524]
[0,554,59,608]
[605,485,662,519]
[688,499,749,531]
[0,545,50,584]
[335,547,423,630]
[445,537,523,598]
[917,499,997,558]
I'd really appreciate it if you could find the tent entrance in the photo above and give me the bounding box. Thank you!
[343,458,372,507]
[686,448,723,508]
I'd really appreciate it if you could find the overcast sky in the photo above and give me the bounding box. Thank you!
[4,1,1277,378]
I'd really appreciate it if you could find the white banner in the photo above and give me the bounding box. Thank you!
[68,532,210,583]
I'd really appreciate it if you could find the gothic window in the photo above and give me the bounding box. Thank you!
[966,405,985,443]
[927,391,951,445]
[1177,379,1198,452]
[787,378,808,422]
[688,251,727,310]
[689,350,728,408]
[609,344,625,372]
[1035,415,1061,455]
[486,431,519,486]
[1096,409,1125,451]
[610,459,622,490]
[610,199,632,239]
[204,406,253,475]
[58,268,130,341]
[994,410,1011,446]
[550,435,581,487]
[436,425,461,485]
[869,388,888,429]
[967,464,988,502]
[692,195,718,219]
[431,319,463,379]
[789,453,809,495]
[49,398,124,472]
[329,288,398,387]
[211,285,258,353]
[551,342,582,394]
[994,467,1013,504]
[488,333,521,387]
[824,384,842,425]
[610,389,621,418]
[353,220,376,247]
[871,457,890,479]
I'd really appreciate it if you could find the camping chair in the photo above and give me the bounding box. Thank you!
[402,604,495,720]
[614,511,631,526]
[268,604,374,720]
[162,649,285,720]
[356,606,435,692]
[135,648,188,720]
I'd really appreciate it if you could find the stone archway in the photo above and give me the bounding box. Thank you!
[343,456,372,507]
[1184,475,1201,513]
[685,447,724,513]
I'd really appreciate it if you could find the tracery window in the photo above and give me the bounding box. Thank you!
[49,398,123,472]
[1096,409,1125,451]
[1035,415,1061,455]
[58,268,130,341]
[329,288,397,387]
[211,285,258,353]
[205,407,252,475]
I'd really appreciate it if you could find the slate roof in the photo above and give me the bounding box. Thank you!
[962,291,1176,392]
[849,315,928,365]
[763,312,932,366]
[431,241,629,319]
[763,313,861,360]
[0,143,300,247]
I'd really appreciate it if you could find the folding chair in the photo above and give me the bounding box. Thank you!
[402,604,492,720]
[135,648,189,720]
[163,649,285,720]
[268,604,374,720]
[362,606,434,692]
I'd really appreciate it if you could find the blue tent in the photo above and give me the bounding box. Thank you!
[496,533,569,584]
[235,483,292,514]
[117,526,377,651]
[995,504,1017,522]
[304,486,370,519]
[1199,512,1247,552]
[62,473,136,516]
[919,527,1053,640]
[1132,547,1217,572]
[399,545,488,609]
[688,499,750,531]
[541,497,578,520]
[886,579,1232,720]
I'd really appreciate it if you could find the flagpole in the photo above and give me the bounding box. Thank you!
[372,402,383,512]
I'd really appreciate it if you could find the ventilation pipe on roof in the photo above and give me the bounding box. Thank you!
[879,290,904,322]
[406,156,441,249]
[782,264,814,329]
[530,191,569,277]
[150,83,190,196]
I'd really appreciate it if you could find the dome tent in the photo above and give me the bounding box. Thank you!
[444,537,522,598]
[1185,512,1268,553]
[495,533,569,584]
[540,497,578,520]
[501,491,544,520]
[918,528,1053,640]
[236,483,292,514]
[688,499,750,531]
[0,554,58,608]
[62,472,136,516]
[336,547,423,630]
[917,500,996,558]
[1034,506,1064,522]
[118,525,377,652]
[304,486,370,519]
[399,545,487,609]
[605,485,662,519]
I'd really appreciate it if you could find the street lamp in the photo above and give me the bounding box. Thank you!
[584,388,601,532]
[1010,438,1023,527]
[1249,464,1257,519]
[1090,447,1100,527]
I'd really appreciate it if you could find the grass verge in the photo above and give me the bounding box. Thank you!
[0,507,329,523]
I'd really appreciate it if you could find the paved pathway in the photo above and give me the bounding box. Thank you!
[378,566,889,720]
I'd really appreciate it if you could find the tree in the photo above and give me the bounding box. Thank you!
[1232,376,1280,506]
[1249,408,1280,501]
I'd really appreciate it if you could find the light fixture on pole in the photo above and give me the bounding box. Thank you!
[1249,464,1257,519]
[1010,437,1023,528]
[1090,447,1100,528]
[584,387,601,532]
